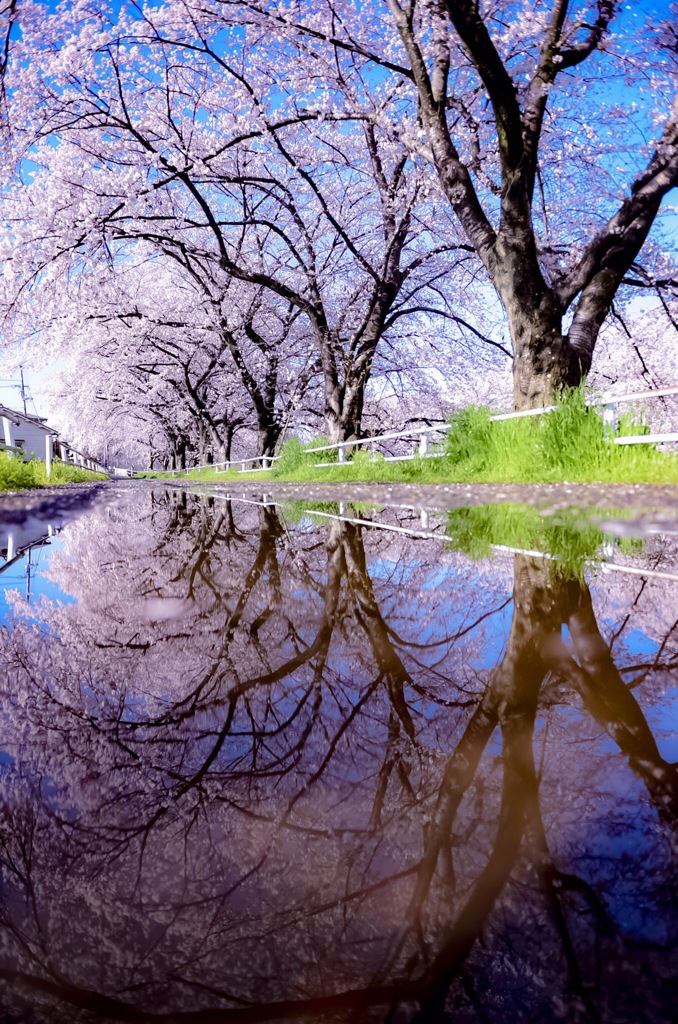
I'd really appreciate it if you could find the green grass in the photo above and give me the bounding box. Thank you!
[135,465,274,482]
[148,435,337,484]
[0,453,108,492]
[271,389,678,485]
[136,390,678,486]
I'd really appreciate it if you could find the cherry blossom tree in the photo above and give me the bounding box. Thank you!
[0,0,477,443]
[43,253,320,463]
[224,0,678,409]
[2,0,676,442]
[0,1,15,89]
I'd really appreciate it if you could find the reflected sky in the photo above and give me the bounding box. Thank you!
[0,486,677,1023]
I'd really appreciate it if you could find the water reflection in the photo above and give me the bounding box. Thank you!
[0,488,676,1023]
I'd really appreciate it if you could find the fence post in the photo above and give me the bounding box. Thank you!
[2,416,14,449]
[602,403,617,439]
[44,435,52,479]
[418,432,429,457]
[338,443,346,463]
[263,456,270,469]
[420,509,429,530]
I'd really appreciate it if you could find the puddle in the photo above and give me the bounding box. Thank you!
[0,485,677,1022]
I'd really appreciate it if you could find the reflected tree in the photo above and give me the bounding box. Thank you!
[0,494,676,1022]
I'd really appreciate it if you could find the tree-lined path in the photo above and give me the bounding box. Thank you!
[0,0,675,469]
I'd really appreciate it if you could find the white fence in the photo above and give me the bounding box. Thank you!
[167,384,678,477]
[0,429,107,478]
[53,439,107,477]
[1,401,109,477]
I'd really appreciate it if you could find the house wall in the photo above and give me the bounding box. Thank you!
[12,419,50,460]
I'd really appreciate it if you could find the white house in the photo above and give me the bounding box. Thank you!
[0,404,106,476]
[0,403,56,462]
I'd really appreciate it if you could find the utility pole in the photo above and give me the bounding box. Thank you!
[19,366,27,416]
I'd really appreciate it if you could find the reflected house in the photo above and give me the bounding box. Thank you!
[0,518,59,569]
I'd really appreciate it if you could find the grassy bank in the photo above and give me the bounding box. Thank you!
[0,452,108,492]
[140,390,678,486]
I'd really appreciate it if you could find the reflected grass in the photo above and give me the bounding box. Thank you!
[278,496,637,579]
[280,499,341,525]
[444,503,619,576]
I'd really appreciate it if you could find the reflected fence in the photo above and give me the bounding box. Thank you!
[170,384,678,477]
[3,485,678,1022]
[204,491,678,585]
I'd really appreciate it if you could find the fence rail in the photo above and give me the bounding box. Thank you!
[54,439,107,476]
[168,453,281,477]
[614,432,678,446]
[166,384,678,477]
[1,434,107,477]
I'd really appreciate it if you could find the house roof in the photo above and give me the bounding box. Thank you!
[0,405,57,433]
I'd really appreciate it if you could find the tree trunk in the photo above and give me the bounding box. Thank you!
[207,426,226,466]
[497,270,584,409]
[224,424,236,462]
[511,322,585,410]
[257,416,281,458]
[324,375,366,444]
